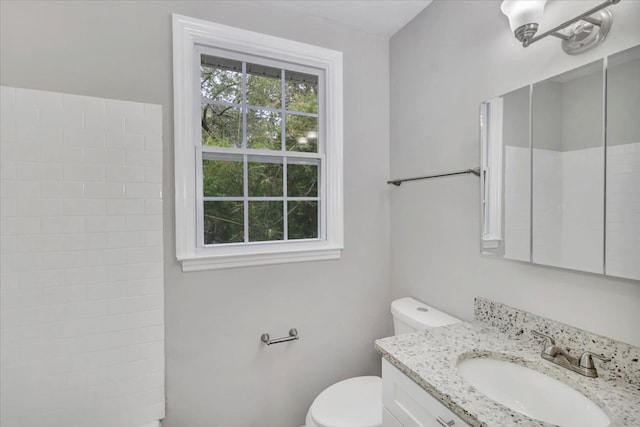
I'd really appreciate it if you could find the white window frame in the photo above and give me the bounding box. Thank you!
[172,14,343,271]
[480,97,504,254]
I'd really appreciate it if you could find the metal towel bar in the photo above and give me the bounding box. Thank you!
[387,167,481,187]
[261,328,299,345]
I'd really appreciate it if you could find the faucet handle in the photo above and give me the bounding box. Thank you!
[532,330,555,346]
[579,351,611,369]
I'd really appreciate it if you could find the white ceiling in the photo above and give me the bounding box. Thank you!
[259,0,433,38]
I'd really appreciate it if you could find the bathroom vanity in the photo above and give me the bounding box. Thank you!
[375,298,640,427]
[382,358,465,427]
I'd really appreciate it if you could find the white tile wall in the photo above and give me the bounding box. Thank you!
[531,147,609,274]
[504,146,530,261]
[0,86,164,427]
[532,148,564,267]
[561,147,604,273]
[606,142,640,280]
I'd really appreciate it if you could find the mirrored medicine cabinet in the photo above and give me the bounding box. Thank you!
[480,44,640,280]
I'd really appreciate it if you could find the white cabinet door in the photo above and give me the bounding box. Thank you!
[382,359,468,427]
[383,407,404,427]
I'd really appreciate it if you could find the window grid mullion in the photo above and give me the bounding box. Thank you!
[242,62,249,243]
[243,153,249,243]
[201,145,322,159]
[201,99,319,118]
[283,157,288,241]
[282,69,288,241]
[203,196,319,202]
[281,69,287,154]
[241,61,247,150]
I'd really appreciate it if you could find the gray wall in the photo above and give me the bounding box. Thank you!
[534,62,604,152]
[390,0,640,346]
[533,81,563,151]
[502,86,530,149]
[500,49,638,153]
[561,67,603,151]
[0,2,391,426]
[608,48,640,146]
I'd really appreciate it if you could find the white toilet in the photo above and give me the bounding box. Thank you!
[304,297,461,427]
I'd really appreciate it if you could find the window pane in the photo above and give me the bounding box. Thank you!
[249,201,283,242]
[201,55,242,104]
[287,160,318,197]
[203,156,243,197]
[285,71,318,114]
[202,104,243,147]
[247,63,282,109]
[247,108,282,150]
[288,201,318,240]
[286,114,318,152]
[248,156,283,197]
[204,201,244,245]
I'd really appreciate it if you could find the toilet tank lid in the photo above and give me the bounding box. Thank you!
[391,297,461,330]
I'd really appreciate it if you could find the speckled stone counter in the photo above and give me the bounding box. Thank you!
[375,298,640,427]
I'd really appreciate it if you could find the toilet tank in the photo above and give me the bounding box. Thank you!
[391,297,461,335]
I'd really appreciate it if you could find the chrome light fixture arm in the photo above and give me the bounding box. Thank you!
[522,0,620,48]
[504,0,621,55]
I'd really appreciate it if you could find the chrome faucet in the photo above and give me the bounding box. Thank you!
[532,331,611,378]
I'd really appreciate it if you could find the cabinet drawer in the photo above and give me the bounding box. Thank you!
[382,359,468,427]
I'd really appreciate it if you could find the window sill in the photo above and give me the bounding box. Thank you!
[178,246,342,272]
[481,238,502,249]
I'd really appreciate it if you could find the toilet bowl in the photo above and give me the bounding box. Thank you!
[303,297,461,427]
[305,376,381,427]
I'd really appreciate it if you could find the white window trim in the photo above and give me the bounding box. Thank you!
[480,97,504,254]
[172,14,343,272]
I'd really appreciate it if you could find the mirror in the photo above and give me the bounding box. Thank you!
[480,86,531,260]
[606,47,640,280]
[532,60,604,274]
[480,45,640,280]
[503,86,531,262]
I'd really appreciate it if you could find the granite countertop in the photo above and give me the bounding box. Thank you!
[375,320,640,427]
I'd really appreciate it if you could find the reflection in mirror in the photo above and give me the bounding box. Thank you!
[532,60,604,274]
[481,87,531,260]
[606,45,640,280]
[503,87,531,262]
[480,98,503,255]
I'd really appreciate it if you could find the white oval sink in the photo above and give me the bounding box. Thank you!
[457,358,610,427]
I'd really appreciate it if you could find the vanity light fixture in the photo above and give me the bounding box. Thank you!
[501,0,620,55]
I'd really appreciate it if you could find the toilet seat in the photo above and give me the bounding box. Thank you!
[306,376,382,427]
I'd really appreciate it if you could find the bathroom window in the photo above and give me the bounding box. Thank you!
[173,15,343,271]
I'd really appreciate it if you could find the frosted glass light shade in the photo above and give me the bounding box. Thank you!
[501,0,547,32]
